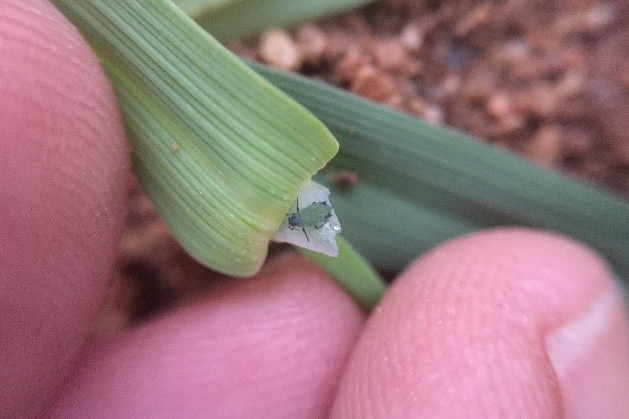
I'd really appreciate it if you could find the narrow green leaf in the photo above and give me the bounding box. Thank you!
[171,0,240,16]
[251,62,629,279]
[300,236,386,311]
[50,0,338,276]
[186,0,377,41]
[312,176,476,271]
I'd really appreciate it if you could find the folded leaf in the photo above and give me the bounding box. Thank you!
[50,0,338,276]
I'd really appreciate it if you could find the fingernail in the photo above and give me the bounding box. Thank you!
[546,282,629,419]
[546,284,620,375]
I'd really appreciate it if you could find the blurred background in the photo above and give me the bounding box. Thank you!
[95,0,629,336]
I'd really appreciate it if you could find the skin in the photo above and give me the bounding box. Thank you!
[2,1,629,418]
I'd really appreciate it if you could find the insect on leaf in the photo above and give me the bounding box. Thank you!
[274,180,341,256]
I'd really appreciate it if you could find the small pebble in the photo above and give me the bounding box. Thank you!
[423,105,445,125]
[296,24,328,65]
[526,125,562,167]
[464,64,498,103]
[407,98,428,116]
[384,93,404,110]
[516,85,557,118]
[491,39,531,67]
[260,29,302,71]
[455,3,490,37]
[555,4,614,37]
[374,39,408,72]
[563,128,593,157]
[486,93,513,119]
[324,30,351,61]
[556,71,585,98]
[336,48,368,82]
[585,4,615,33]
[489,114,525,138]
[441,73,462,96]
[350,66,396,101]
[400,23,424,52]
[404,59,423,77]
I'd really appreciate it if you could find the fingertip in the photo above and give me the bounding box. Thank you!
[331,228,629,418]
[0,0,129,417]
[46,252,365,419]
[415,228,612,329]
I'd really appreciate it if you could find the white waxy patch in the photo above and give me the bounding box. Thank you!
[272,180,341,256]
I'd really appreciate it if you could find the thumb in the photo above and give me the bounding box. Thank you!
[0,0,130,418]
[331,229,629,418]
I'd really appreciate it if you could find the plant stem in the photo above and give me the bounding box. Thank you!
[299,235,386,311]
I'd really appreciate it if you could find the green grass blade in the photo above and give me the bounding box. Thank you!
[188,0,377,41]
[251,62,629,278]
[171,0,241,16]
[312,176,476,272]
[300,236,386,311]
[50,0,339,276]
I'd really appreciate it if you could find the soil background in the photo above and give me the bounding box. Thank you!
[94,0,629,337]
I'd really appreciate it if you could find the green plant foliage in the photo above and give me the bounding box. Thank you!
[50,0,338,276]
[180,0,377,41]
[252,63,629,279]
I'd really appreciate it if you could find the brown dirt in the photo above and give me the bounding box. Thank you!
[96,0,629,337]
[234,0,629,192]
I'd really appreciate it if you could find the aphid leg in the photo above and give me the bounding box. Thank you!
[302,227,309,242]
[287,198,301,217]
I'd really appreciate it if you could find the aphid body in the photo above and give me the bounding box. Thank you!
[287,200,333,241]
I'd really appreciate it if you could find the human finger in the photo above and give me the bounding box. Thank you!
[45,252,365,419]
[0,1,130,417]
[330,229,629,418]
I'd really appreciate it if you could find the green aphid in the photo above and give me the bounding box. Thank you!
[287,198,333,241]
